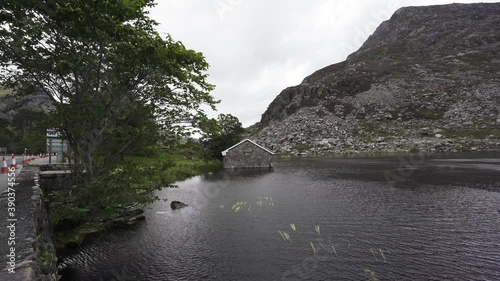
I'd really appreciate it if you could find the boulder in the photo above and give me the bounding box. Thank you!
[418,127,431,137]
[171,201,188,210]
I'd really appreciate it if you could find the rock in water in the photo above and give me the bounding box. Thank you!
[170,201,188,210]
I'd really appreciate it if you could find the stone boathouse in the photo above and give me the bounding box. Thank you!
[222,139,274,169]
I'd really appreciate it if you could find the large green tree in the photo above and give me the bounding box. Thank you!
[0,0,217,182]
[0,109,47,154]
[11,109,48,153]
[200,114,245,160]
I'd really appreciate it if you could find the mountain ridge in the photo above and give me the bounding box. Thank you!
[254,3,500,154]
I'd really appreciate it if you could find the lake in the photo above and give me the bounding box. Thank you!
[60,152,500,281]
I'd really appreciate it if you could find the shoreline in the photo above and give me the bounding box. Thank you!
[52,156,222,253]
[275,147,500,157]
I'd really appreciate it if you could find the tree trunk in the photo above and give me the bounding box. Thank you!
[86,150,94,180]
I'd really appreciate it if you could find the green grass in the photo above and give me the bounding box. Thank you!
[40,251,57,272]
[355,122,407,141]
[443,127,500,139]
[123,152,222,180]
[293,144,311,152]
[0,88,13,97]
[123,151,203,165]
[414,109,445,120]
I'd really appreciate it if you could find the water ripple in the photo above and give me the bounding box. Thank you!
[61,154,500,281]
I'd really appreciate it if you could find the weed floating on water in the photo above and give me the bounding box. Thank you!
[379,248,387,263]
[232,201,247,213]
[370,248,378,261]
[309,241,317,254]
[363,268,379,281]
[314,223,320,235]
[331,244,337,256]
[278,230,292,242]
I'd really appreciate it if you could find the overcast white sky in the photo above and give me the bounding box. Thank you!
[149,0,498,127]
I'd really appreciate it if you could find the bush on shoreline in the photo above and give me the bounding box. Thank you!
[51,151,222,249]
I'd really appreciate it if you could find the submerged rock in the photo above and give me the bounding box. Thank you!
[171,201,188,210]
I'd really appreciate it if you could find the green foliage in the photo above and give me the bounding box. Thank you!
[50,160,175,228]
[0,126,14,152]
[0,0,218,182]
[97,103,162,160]
[90,161,176,207]
[174,139,209,160]
[0,117,9,129]
[294,144,310,152]
[443,126,500,139]
[355,122,406,141]
[48,192,91,227]
[50,152,221,247]
[0,88,12,97]
[40,251,57,272]
[199,114,246,160]
[414,109,444,120]
[124,151,222,179]
[55,222,108,248]
[1,0,224,253]
[0,109,48,154]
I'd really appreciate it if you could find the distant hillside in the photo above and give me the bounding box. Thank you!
[254,3,500,154]
[0,90,53,120]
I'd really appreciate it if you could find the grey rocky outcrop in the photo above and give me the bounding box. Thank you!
[254,3,500,154]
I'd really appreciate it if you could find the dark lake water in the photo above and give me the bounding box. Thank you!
[60,152,500,281]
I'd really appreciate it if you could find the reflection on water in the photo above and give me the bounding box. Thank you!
[61,152,500,281]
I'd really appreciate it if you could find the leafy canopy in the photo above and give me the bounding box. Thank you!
[199,114,245,160]
[0,0,218,180]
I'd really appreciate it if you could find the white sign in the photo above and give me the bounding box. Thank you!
[47,128,62,138]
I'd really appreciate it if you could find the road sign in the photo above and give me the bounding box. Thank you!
[47,128,62,138]
[46,128,67,163]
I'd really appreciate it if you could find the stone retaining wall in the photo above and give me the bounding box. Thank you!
[32,172,59,281]
[0,166,60,281]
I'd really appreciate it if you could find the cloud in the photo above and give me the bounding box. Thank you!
[148,0,499,127]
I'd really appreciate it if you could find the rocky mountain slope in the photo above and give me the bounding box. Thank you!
[254,3,500,154]
[0,89,53,121]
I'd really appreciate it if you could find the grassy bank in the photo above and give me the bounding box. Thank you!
[123,152,222,183]
[52,152,222,249]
